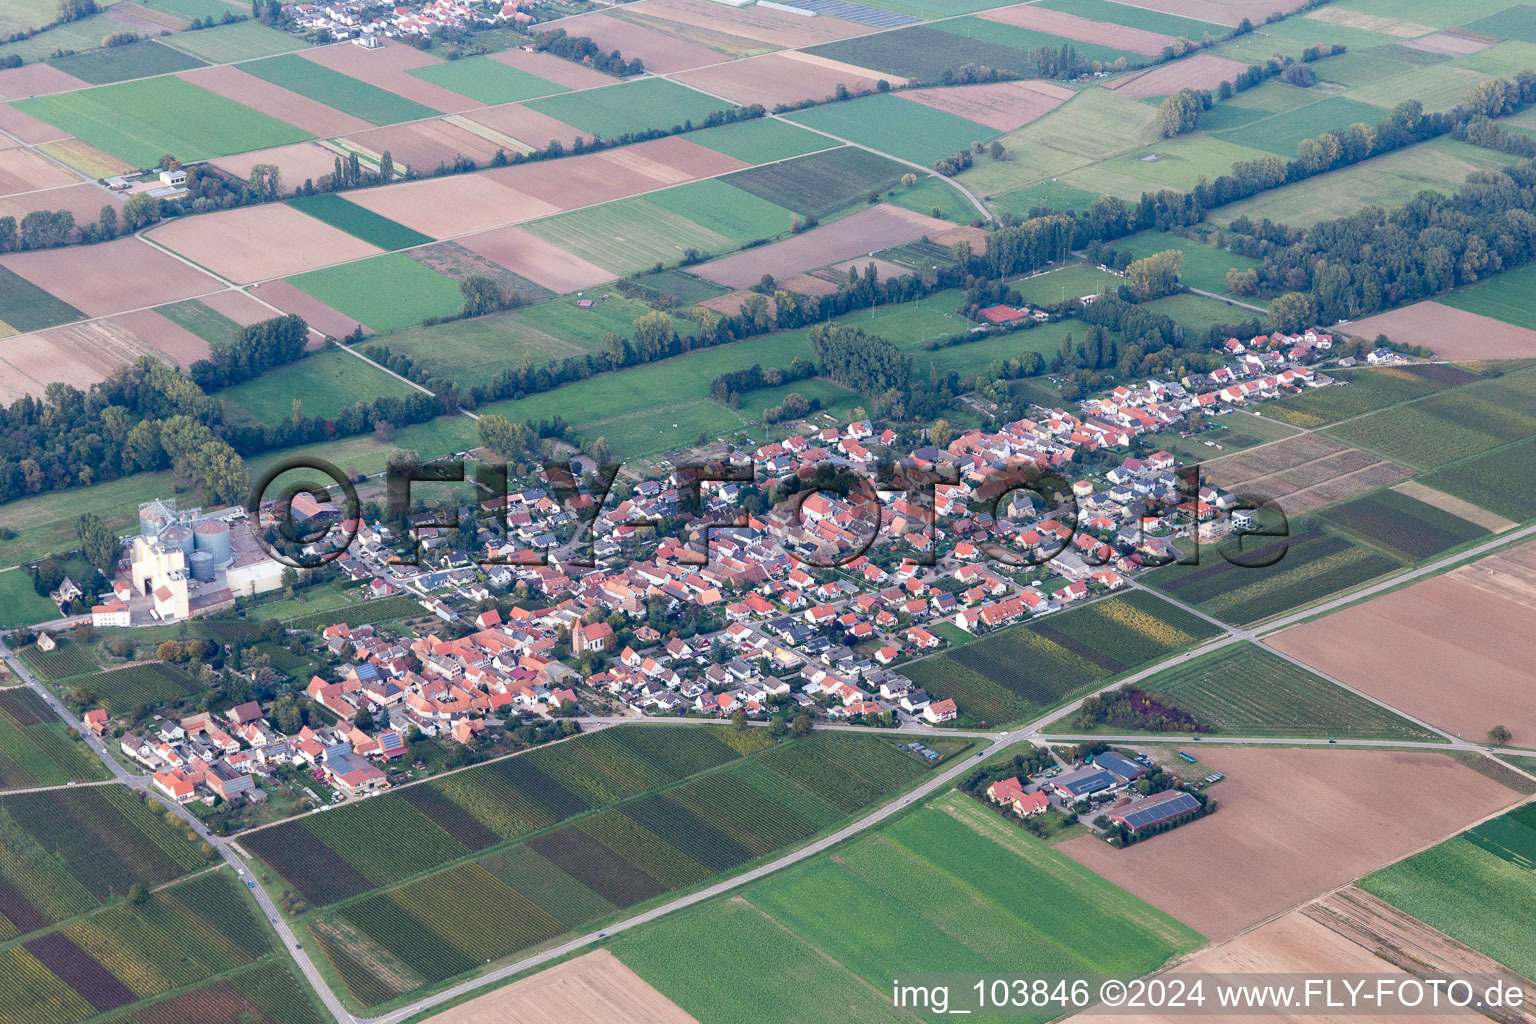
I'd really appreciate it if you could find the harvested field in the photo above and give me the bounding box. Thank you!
[486,48,614,91]
[344,118,507,173]
[211,142,348,189]
[35,138,133,178]
[406,241,556,303]
[1268,542,1536,745]
[0,63,90,100]
[1202,433,1347,486]
[109,308,212,366]
[458,103,582,153]
[898,79,1071,132]
[1392,480,1517,533]
[106,2,187,30]
[178,64,370,138]
[0,318,160,400]
[675,50,903,108]
[456,225,614,293]
[1108,52,1253,98]
[1403,30,1495,56]
[625,0,868,48]
[423,949,698,1024]
[0,103,71,145]
[781,273,840,296]
[1209,442,1410,515]
[977,4,1175,54]
[199,288,284,327]
[531,13,721,73]
[148,203,383,283]
[1302,6,1434,38]
[249,280,368,338]
[699,289,772,318]
[299,39,474,112]
[346,173,558,239]
[1128,0,1308,27]
[0,150,80,198]
[0,182,124,228]
[1061,747,1519,941]
[485,136,746,210]
[694,205,945,288]
[1344,301,1536,360]
[0,237,218,315]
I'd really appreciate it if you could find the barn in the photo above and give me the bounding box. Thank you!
[1109,790,1202,835]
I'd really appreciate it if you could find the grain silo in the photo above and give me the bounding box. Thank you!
[193,519,233,566]
[189,550,216,582]
[161,524,195,560]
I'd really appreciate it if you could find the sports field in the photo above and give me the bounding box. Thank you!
[163,20,308,63]
[1012,262,1122,305]
[407,55,568,105]
[219,347,420,426]
[241,53,441,126]
[785,92,999,166]
[724,145,909,219]
[1107,231,1261,294]
[14,76,311,167]
[288,193,433,251]
[1128,644,1441,740]
[614,789,1201,1023]
[684,118,834,164]
[526,78,729,139]
[46,38,205,85]
[0,264,83,335]
[287,252,463,333]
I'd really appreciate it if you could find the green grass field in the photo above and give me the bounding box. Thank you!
[135,0,241,18]
[1326,369,1536,469]
[684,118,834,164]
[1210,138,1521,229]
[46,37,206,84]
[1108,231,1261,294]
[161,20,307,62]
[614,789,1200,1024]
[288,193,433,250]
[525,78,729,139]
[0,6,140,65]
[1345,62,1493,114]
[724,146,909,219]
[1127,644,1440,740]
[1012,262,1122,305]
[785,92,999,166]
[241,53,441,126]
[406,55,567,105]
[853,0,1023,17]
[990,179,1102,217]
[1041,0,1225,34]
[287,252,463,333]
[0,569,59,629]
[0,265,84,334]
[218,347,420,426]
[1213,97,1390,157]
[803,24,1038,83]
[156,298,245,347]
[1360,836,1536,980]
[1438,262,1536,330]
[1462,6,1536,41]
[14,76,311,167]
[1144,291,1254,334]
[887,175,978,223]
[1068,135,1277,199]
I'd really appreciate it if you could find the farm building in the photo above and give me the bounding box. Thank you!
[1108,790,1202,835]
[1047,765,1118,801]
[1091,750,1147,784]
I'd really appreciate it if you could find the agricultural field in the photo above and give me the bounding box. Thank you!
[0,688,107,790]
[14,76,312,168]
[1212,97,1389,157]
[904,590,1224,724]
[0,265,83,335]
[1121,643,1441,740]
[406,55,567,105]
[525,78,728,139]
[1419,433,1536,523]
[287,194,433,251]
[989,180,1102,218]
[1360,830,1536,981]
[113,960,330,1024]
[784,92,999,166]
[1261,363,1479,429]
[0,785,205,933]
[282,593,422,632]
[1106,230,1261,294]
[1066,135,1277,200]
[1038,0,1226,38]
[1438,262,1536,331]
[886,174,978,222]
[1320,487,1491,562]
[1325,368,1536,469]
[1144,527,1406,625]
[1143,291,1253,334]
[18,638,100,681]
[162,21,308,63]
[240,53,440,126]
[217,347,420,427]
[66,661,199,715]
[804,25,1037,83]
[154,299,244,348]
[614,789,1200,1024]
[286,252,463,333]
[684,117,834,164]
[723,146,909,219]
[46,39,206,86]
[0,569,61,629]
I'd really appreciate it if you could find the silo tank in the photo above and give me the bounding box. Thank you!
[194,519,233,565]
[162,525,195,559]
[189,550,215,582]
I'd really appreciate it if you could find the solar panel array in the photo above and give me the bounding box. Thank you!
[761,0,923,29]
[1118,791,1200,830]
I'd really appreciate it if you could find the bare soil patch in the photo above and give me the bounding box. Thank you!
[211,142,344,190]
[1304,6,1434,38]
[625,0,869,48]
[179,65,371,139]
[483,136,744,210]
[250,279,370,338]
[0,63,91,100]
[899,80,1071,132]
[299,39,476,112]
[1,236,220,316]
[1402,31,1495,56]
[1203,433,1347,486]
[0,104,70,145]
[105,4,187,31]
[347,173,558,239]
[931,223,989,253]
[1060,746,1518,941]
[1346,302,1536,360]
[149,203,383,283]
[0,318,155,400]
[1391,480,1517,533]
[459,104,582,153]
[978,5,1174,55]
[456,225,614,293]
[200,288,283,327]
[695,205,946,288]
[0,183,122,228]
[781,272,840,296]
[1108,53,1253,99]
[1268,542,1536,745]
[531,12,723,73]
[425,949,699,1024]
[1215,445,1409,514]
[486,48,614,91]
[344,118,506,173]
[700,289,772,318]
[109,308,211,366]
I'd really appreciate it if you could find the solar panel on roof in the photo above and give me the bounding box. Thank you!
[1119,792,1200,829]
